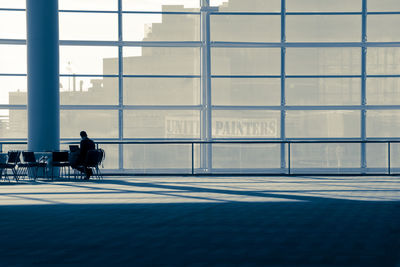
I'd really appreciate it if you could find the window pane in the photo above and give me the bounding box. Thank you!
[0,0,25,8]
[60,12,118,41]
[124,110,200,138]
[390,144,400,170]
[60,77,118,105]
[59,0,117,11]
[0,76,26,105]
[286,48,361,75]
[368,0,400,12]
[212,110,280,138]
[211,15,280,42]
[286,0,361,11]
[1,109,27,138]
[212,78,280,106]
[98,144,119,169]
[0,11,25,39]
[286,15,361,42]
[61,110,119,138]
[211,0,281,12]
[124,78,200,105]
[286,110,360,138]
[367,78,400,105]
[212,48,281,75]
[123,14,200,41]
[291,144,360,170]
[123,47,200,75]
[0,45,26,74]
[122,0,199,12]
[213,144,281,170]
[286,78,361,105]
[60,46,118,75]
[368,15,400,42]
[366,143,388,170]
[367,47,400,75]
[124,144,192,172]
[367,110,400,138]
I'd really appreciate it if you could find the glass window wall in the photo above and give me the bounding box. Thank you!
[1,0,400,173]
[211,0,280,12]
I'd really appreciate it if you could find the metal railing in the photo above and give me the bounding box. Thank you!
[1,140,400,176]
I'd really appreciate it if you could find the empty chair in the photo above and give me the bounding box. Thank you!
[51,151,71,180]
[0,151,21,182]
[18,151,47,180]
[96,148,105,179]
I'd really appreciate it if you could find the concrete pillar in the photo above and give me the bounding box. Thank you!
[26,0,60,152]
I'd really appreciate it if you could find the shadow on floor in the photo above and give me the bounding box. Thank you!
[0,197,399,266]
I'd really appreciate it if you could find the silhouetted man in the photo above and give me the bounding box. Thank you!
[71,131,95,179]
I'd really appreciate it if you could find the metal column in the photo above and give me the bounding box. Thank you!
[118,0,124,171]
[361,0,367,173]
[280,0,287,173]
[200,0,213,173]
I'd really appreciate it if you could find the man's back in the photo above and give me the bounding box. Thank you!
[80,137,95,160]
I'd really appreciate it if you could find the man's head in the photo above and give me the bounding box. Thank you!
[80,131,88,138]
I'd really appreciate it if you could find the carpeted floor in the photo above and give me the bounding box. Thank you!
[0,176,399,266]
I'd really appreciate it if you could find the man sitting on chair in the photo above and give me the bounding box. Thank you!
[71,131,95,179]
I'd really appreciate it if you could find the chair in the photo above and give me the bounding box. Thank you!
[84,149,103,180]
[0,151,21,182]
[74,149,104,180]
[51,151,71,180]
[18,151,47,180]
[96,148,105,179]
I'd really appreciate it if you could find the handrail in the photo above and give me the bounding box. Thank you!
[1,140,399,176]
[2,139,400,145]
[64,140,400,144]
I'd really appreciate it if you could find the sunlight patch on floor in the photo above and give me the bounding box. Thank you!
[0,176,399,205]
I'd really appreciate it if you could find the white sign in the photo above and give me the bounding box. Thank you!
[213,118,278,138]
[165,117,278,138]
